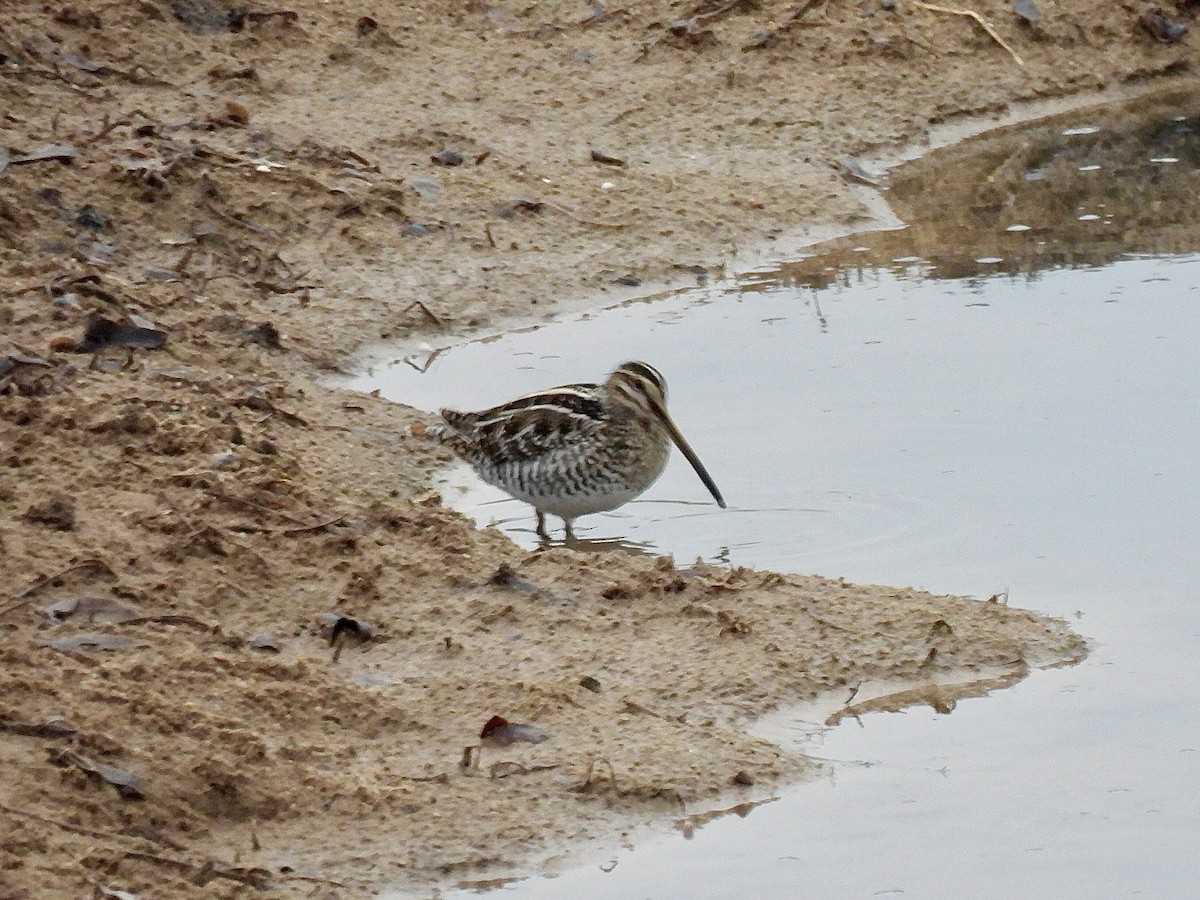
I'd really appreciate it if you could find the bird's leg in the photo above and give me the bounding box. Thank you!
[536,510,550,542]
[563,518,576,542]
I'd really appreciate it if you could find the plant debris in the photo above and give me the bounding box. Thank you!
[42,596,140,624]
[49,314,167,354]
[1141,7,1188,42]
[21,496,76,531]
[590,148,626,167]
[36,633,149,653]
[7,144,79,166]
[479,715,548,747]
[319,612,376,661]
[49,748,145,800]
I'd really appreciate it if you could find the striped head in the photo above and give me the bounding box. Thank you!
[606,361,669,416]
[606,361,726,510]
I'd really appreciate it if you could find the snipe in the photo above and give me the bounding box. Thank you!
[436,361,726,539]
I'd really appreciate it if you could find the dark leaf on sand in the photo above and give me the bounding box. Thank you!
[590,148,626,167]
[52,314,167,353]
[319,612,376,661]
[243,321,283,349]
[479,715,548,746]
[319,612,376,645]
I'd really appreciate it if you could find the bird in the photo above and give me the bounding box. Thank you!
[435,361,726,540]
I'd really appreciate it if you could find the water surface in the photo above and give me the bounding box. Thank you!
[357,89,1200,898]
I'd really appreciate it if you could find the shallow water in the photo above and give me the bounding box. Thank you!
[357,92,1200,897]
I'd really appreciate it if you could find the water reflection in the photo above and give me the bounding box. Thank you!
[753,85,1200,293]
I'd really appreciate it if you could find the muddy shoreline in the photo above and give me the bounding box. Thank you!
[1,2,1192,896]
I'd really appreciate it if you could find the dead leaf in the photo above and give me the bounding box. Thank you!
[224,99,250,125]
[479,715,548,747]
[590,148,626,167]
[8,144,78,165]
[50,314,167,353]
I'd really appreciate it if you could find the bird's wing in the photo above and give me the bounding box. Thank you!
[441,384,607,465]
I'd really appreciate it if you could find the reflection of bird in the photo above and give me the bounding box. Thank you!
[436,361,726,540]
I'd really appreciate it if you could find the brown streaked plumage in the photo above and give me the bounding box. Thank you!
[436,361,726,539]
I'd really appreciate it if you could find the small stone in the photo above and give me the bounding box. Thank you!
[431,149,464,167]
[208,450,237,470]
[247,634,282,652]
[74,205,107,229]
[1012,0,1040,25]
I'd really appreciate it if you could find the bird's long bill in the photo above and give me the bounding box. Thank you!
[655,406,727,509]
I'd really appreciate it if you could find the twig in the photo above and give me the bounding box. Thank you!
[783,0,827,27]
[115,614,214,632]
[83,115,131,145]
[577,756,618,791]
[280,512,348,535]
[196,485,309,526]
[121,849,269,889]
[226,512,348,536]
[913,2,1025,67]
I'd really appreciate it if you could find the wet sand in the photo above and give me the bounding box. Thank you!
[0,2,1190,895]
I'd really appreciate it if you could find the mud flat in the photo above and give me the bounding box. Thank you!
[1,2,1189,895]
